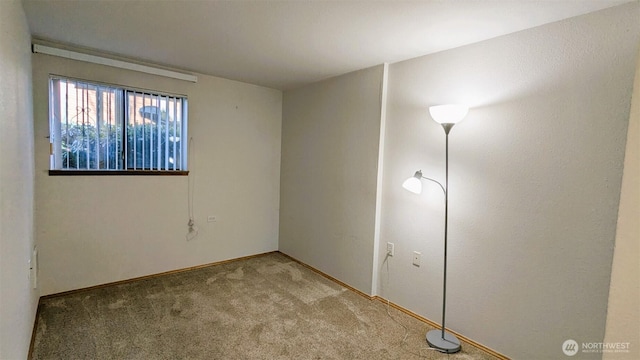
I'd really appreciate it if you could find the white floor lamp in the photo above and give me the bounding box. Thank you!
[402,104,468,354]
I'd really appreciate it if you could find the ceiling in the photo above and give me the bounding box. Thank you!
[22,0,629,90]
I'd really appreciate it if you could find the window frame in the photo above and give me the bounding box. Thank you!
[47,75,189,176]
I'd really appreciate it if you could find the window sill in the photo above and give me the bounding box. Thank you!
[49,170,189,176]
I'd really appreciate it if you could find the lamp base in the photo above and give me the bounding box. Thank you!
[426,329,461,353]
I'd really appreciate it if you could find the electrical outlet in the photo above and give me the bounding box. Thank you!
[207,215,217,223]
[412,251,421,266]
[386,242,395,256]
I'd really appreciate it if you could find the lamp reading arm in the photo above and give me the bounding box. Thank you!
[402,170,447,195]
[419,174,446,196]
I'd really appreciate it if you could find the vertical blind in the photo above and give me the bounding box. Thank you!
[49,77,188,171]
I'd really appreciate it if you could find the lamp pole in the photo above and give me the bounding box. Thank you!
[424,122,461,353]
[441,124,452,340]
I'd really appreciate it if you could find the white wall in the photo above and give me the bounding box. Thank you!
[280,65,384,294]
[378,3,639,359]
[0,1,38,358]
[603,49,640,359]
[33,53,282,295]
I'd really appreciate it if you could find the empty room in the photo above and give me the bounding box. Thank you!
[1,0,638,359]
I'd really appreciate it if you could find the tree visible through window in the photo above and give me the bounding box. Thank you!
[49,77,188,172]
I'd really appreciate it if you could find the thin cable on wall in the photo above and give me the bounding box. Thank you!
[382,253,410,343]
[382,252,442,357]
[186,137,198,241]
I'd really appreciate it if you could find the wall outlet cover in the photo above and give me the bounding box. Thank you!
[386,242,395,256]
[412,251,421,266]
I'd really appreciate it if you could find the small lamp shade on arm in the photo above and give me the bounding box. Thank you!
[403,170,446,196]
[402,171,423,194]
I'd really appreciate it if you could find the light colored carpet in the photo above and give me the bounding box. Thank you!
[31,252,498,359]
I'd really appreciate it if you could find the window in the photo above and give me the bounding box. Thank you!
[48,77,188,174]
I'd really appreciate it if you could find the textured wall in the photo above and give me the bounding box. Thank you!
[280,65,384,294]
[0,1,38,358]
[33,54,282,295]
[378,3,639,358]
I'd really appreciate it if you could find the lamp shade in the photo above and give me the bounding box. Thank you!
[429,104,468,124]
[402,175,422,194]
